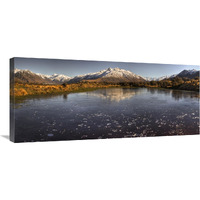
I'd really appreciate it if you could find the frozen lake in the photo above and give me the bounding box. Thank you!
[14,88,199,142]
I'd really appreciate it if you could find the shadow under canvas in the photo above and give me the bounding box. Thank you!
[1,135,9,140]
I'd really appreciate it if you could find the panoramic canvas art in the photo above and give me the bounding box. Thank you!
[10,57,200,143]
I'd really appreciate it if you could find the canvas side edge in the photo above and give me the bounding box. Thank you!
[10,58,15,142]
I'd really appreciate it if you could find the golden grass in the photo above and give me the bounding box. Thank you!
[12,82,120,97]
[11,78,199,97]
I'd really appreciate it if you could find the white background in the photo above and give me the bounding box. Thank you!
[0,0,199,200]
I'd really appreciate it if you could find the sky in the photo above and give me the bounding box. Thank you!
[13,57,200,78]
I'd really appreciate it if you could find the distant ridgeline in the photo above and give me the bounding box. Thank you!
[13,67,200,96]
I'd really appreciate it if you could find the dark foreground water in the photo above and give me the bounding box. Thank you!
[13,88,199,142]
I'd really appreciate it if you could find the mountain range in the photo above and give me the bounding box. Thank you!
[145,74,177,81]
[14,68,71,84]
[14,67,199,84]
[145,69,199,81]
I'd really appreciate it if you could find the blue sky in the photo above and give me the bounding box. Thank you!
[13,57,200,78]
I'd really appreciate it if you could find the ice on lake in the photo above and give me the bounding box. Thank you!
[14,88,199,142]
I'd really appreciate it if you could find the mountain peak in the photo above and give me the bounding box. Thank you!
[106,67,121,71]
[14,68,32,74]
[181,69,197,72]
[14,68,20,73]
[69,67,145,83]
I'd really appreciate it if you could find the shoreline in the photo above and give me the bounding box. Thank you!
[12,83,199,98]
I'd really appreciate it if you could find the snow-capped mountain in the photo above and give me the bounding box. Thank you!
[144,77,156,81]
[156,76,171,81]
[14,68,71,84]
[14,68,22,73]
[48,74,71,82]
[14,67,199,85]
[144,74,177,81]
[144,76,167,81]
[145,69,199,81]
[69,67,146,83]
[39,73,71,83]
[14,68,54,84]
[176,69,199,79]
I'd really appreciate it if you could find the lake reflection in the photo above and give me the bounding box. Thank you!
[85,88,144,102]
[14,88,199,142]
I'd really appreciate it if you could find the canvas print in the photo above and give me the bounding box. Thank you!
[10,57,200,143]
